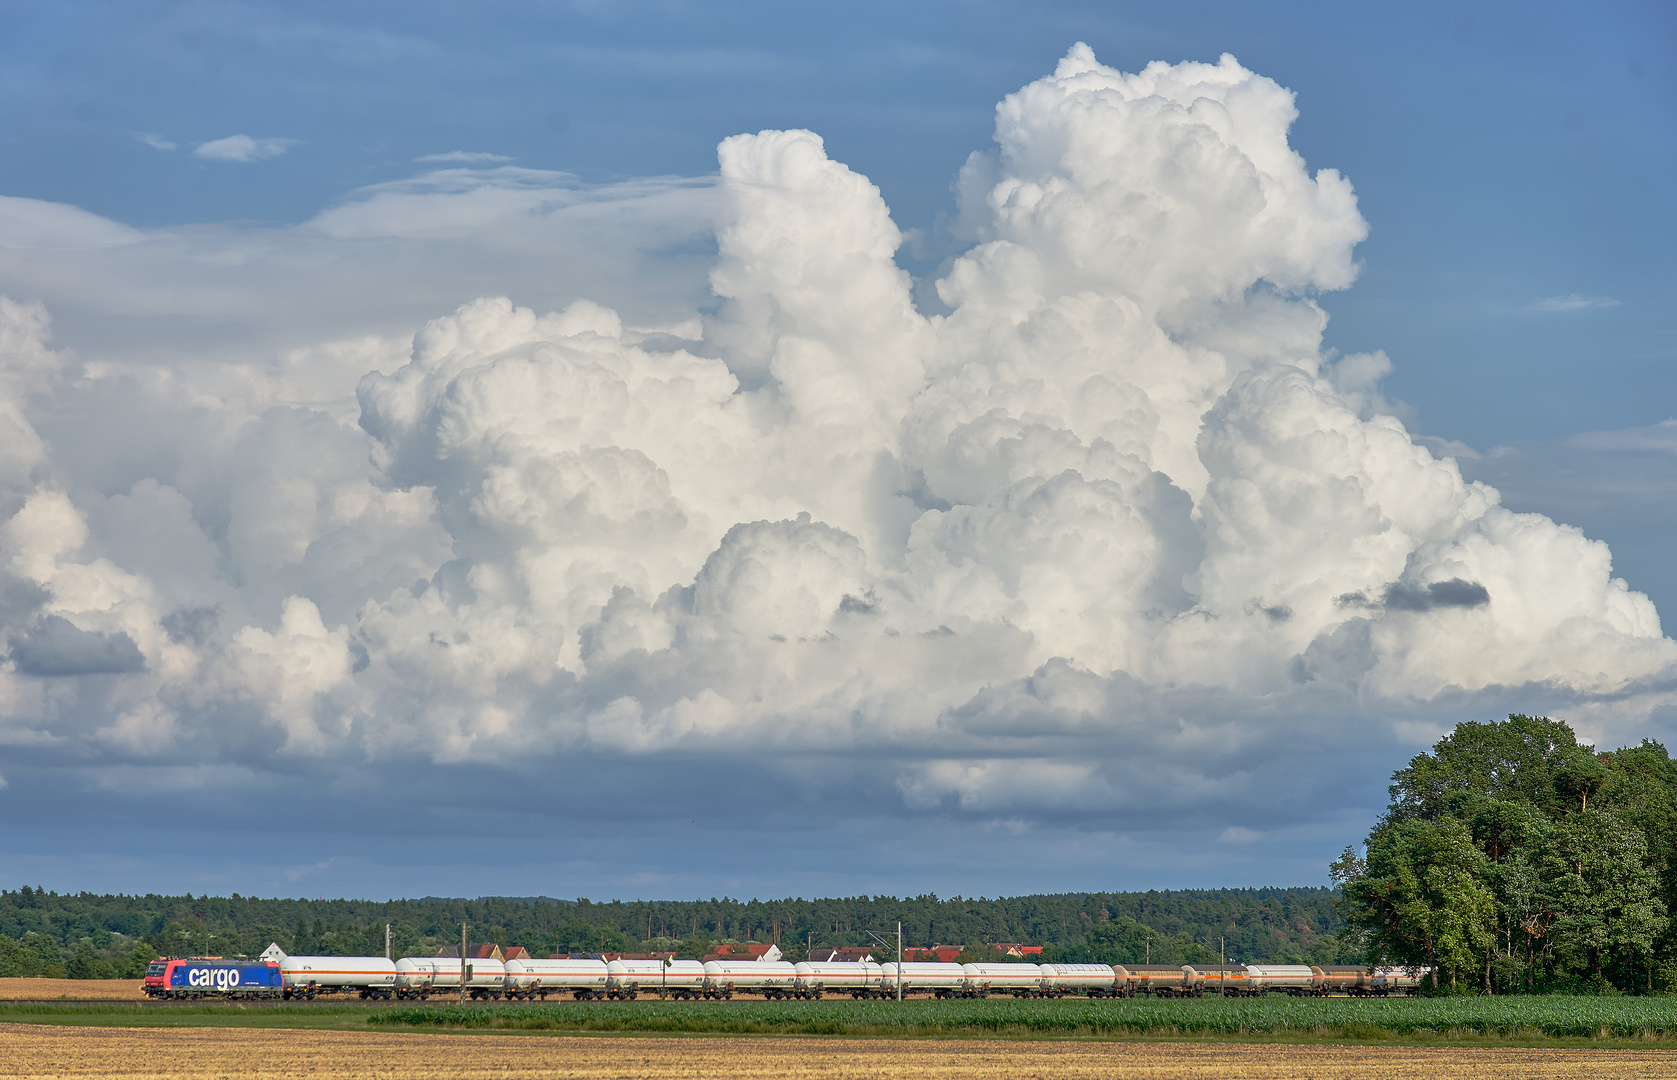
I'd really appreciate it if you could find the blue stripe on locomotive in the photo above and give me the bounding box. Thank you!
[169,962,282,989]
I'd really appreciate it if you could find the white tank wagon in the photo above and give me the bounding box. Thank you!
[702,960,800,999]
[1036,963,1123,998]
[279,956,397,1000]
[880,962,967,998]
[1245,964,1317,996]
[393,958,439,998]
[391,957,508,1000]
[607,959,706,1000]
[503,958,610,1000]
[793,961,885,999]
[960,963,1044,997]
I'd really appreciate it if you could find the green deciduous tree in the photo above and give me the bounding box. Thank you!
[1545,810,1667,990]
[1341,715,1677,994]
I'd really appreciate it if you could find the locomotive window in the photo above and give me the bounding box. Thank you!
[146,963,167,975]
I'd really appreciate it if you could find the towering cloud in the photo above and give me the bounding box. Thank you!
[1,46,1671,844]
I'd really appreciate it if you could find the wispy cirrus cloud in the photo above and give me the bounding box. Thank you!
[415,151,514,164]
[1534,293,1621,312]
[194,134,296,162]
[134,132,176,151]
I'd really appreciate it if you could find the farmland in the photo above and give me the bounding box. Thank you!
[0,978,142,1000]
[7,995,1677,1045]
[365,996,1677,1042]
[5,1024,1677,1080]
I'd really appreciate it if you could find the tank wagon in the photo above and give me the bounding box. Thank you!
[1116,965,1202,996]
[880,962,968,998]
[606,959,707,1000]
[392,957,508,1000]
[958,963,1043,996]
[1186,965,1251,995]
[144,957,283,999]
[1370,966,1423,996]
[145,954,1428,1003]
[793,960,885,998]
[1036,963,1123,997]
[279,956,397,999]
[702,960,799,999]
[1315,965,1373,995]
[501,958,611,1000]
[1242,964,1317,996]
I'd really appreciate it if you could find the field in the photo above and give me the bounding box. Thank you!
[365,996,1677,1042]
[7,995,1677,1045]
[0,979,143,1000]
[5,1024,1677,1080]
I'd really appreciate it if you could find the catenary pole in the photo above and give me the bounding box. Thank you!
[460,923,468,1004]
[896,922,903,1003]
[1220,936,1225,997]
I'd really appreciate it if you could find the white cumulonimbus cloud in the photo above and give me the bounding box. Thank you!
[2,45,1672,827]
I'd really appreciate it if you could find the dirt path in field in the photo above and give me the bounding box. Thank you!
[0,978,143,1000]
[3,1025,1675,1079]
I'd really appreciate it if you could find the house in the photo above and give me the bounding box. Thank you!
[903,946,962,963]
[435,943,504,961]
[814,947,875,963]
[702,943,782,963]
[502,946,532,962]
[991,943,1044,957]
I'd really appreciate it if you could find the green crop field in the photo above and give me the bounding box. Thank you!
[364,996,1677,1041]
[8,996,1677,1044]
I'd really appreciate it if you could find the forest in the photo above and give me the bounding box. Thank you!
[1336,714,1677,994]
[8,713,1671,995]
[0,884,1356,979]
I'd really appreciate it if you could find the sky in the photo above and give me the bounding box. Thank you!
[0,0,1673,904]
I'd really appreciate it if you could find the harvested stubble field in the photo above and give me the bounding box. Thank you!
[0,979,142,1001]
[4,1024,1677,1080]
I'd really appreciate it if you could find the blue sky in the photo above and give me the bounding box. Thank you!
[4,0,1671,427]
[0,0,1673,902]
[4,0,1673,584]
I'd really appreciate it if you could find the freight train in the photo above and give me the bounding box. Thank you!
[143,955,1424,1001]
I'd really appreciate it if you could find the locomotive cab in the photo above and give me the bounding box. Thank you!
[142,960,170,995]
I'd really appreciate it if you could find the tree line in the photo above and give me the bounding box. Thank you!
[1336,714,1677,994]
[0,883,1357,977]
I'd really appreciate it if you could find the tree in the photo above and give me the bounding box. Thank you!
[1418,820,1498,992]
[20,932,64,978]
[119,942,158,979]
[547,918,631,955]
[1345,817,1495,991]
[67,948,98,980]
[1544,810,1667,990]
[1385,715,1582,825]
[1341,715,1677,994]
